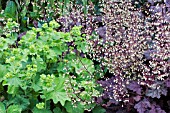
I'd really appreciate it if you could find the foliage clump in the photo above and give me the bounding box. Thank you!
[0,20,102,112]
[0,0,170,113]
[87,1,170,112]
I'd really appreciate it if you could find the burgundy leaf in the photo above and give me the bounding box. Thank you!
[165,79,170,87]
[127,81,142,95]
[33,20,38,28]
[133,95,142,102]
[18,32,26,40]
[134,99,151,113]
[146,84,167,98]
[97,26,106,39]
[106,99,119,107]
[164,0,170,7]
[149,104,166,113]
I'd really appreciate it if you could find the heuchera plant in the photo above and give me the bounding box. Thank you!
[88,1,170,113]
[46,1,169,112]
[0,19,103,113]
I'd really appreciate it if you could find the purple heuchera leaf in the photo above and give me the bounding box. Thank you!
[116,109,127,113]
[33,20,38,28]
[164,0,170,7]
[134,99,151,113]
[93,16,102,23]
[146,83,167,98]
[97,26,106,39]
[149,104,166,113]
[95,97,103,104]
[127,81,142,95]
[148,0,162,5]
[144,49,157,60]
[150,6,163,14]
[18,32,26,39]
[16,32,27,47]
[106,99,119,107]
[147,0,154,5]
[133,95,142,102]
[165,14,170,22]
[165,79,170,87]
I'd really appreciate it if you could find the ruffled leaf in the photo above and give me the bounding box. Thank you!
[127,81,142,95]
[149,104,166,113]
[146,83,167,98]
[134,99,151,113]
[44,77,70,106]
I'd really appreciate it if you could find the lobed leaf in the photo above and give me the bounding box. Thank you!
[0,102,6,113]
[7,105,22,113]
[44,77,70,106]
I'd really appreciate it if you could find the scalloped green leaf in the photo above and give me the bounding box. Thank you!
[74,58,95,75]
[44,77,70,106]
[65,101,84,113]
[0,102,6,113]
[7,105,22,113]
[0,65,7,82]
[53,107,61,113]
[32,107,52,113]
[92,106,106,113]
[7,85,19,95]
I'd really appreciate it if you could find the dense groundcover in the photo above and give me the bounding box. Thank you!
[0,0,169,113]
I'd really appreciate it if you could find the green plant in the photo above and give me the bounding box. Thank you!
[0,20,102,112]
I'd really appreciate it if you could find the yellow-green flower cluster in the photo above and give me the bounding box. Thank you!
[40,74,55,87]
